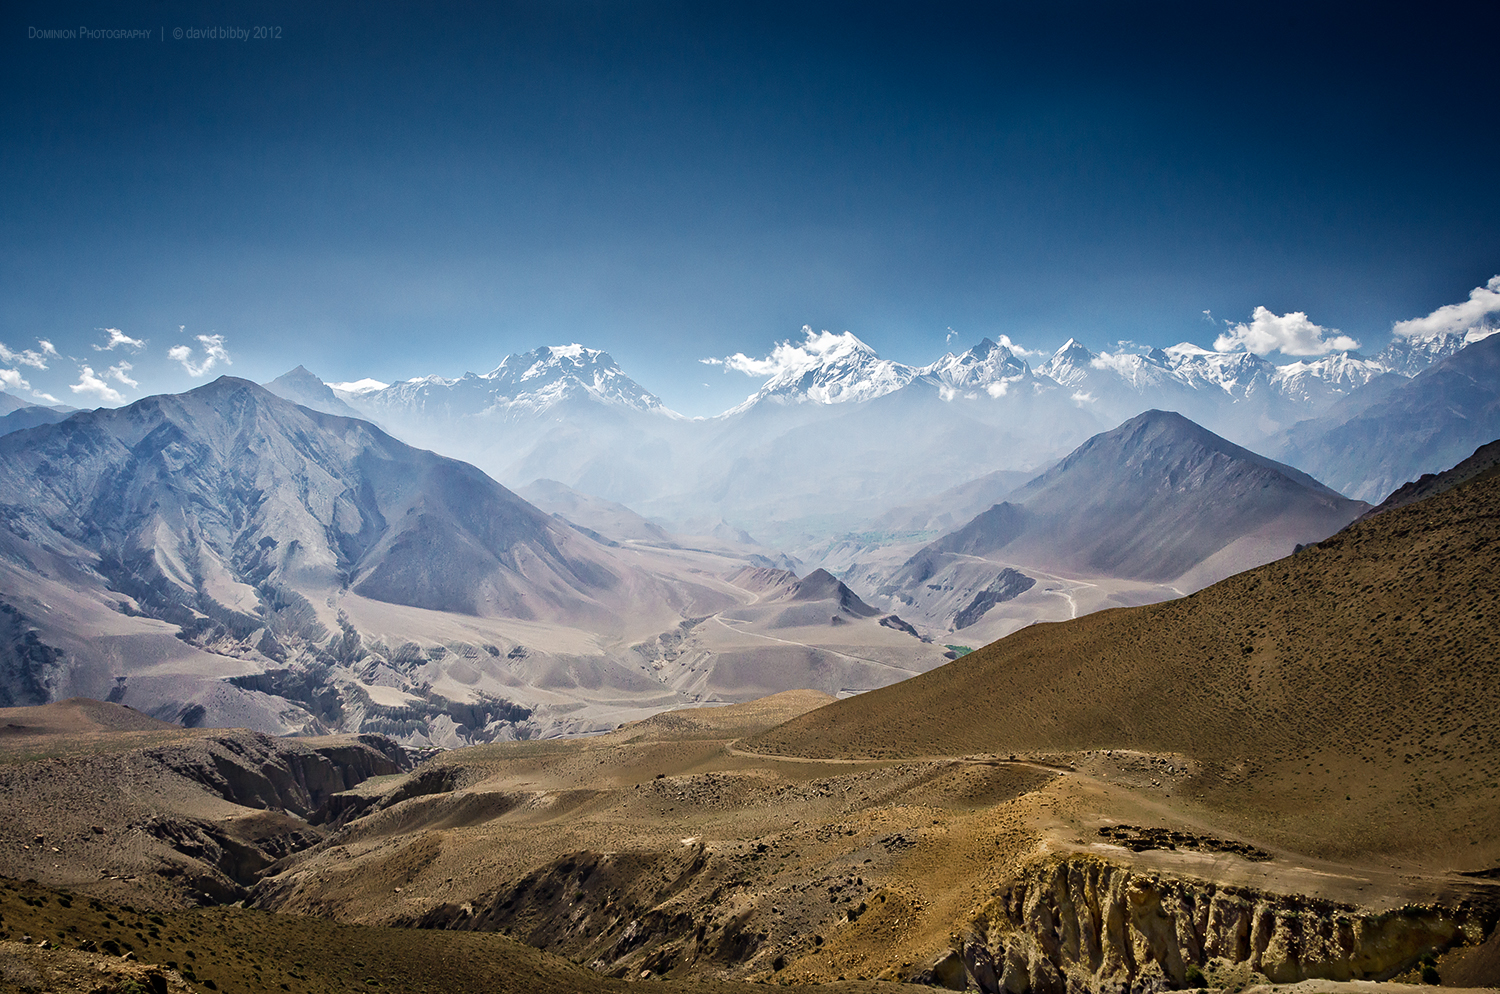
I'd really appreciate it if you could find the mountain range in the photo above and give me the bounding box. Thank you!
[0,378,953,741]
[1271,331,1500,501]
[303,325,1489,554]
[0,314,1496,746]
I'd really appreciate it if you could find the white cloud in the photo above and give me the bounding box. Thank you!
[38,340,58,356]
[94,327,146,351]
[1090,351,1143,375]
[70,365,124,404]
[168,334,230,377]
[1391,276,1500,341]
[0,369,30,392]
[707,327,867,379]
[995,334,1043,359]
[328,378,389,395]
[107,361,138,388]
[1214,306,1359,356]
[0,342,51,369]
[985,380,1010,398]
[31,391,60,404]
[1071,390,1096,404]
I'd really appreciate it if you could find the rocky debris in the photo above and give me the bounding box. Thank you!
[908,949,968,990]
[631,617,709,668]
[389,839,884,982]
[958,856,1496,993]
[0,728,408,907]
[399,845,741,977]
[1095,824,1272,861]
[0,940,193,993]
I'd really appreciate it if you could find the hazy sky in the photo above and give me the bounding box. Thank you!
[4,1,1498,415]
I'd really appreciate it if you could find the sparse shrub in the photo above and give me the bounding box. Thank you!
[1184,963,1206,988]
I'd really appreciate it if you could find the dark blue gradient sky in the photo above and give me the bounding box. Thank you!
[3,1,1497,414]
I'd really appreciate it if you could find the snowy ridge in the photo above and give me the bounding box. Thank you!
[723,330,919,414]
[337,344,675,420]
[330,323,1487,427]
[1373,331,1474,377]
[917,338,1039,399]
[1038,338,1386,407]
[1271,352,1390,406]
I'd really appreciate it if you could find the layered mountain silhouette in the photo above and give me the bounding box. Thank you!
[254,324,1494,557]
[0,377,952,737]
[264,364,366,420]
[0,378,690,730]
[878,410,1369,629]
[0,405,73,437]
[0,393,33,416]
[1275,332,1500,502]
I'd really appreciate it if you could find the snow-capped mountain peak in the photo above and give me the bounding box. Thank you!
[1034,338,1098,387]
[1156,344,1276,397]
[1373,330,1476,377]
[1270,350,1388,406]
[335,344,673,422]
[727,329,918,413]
[480,344,667,412]
[919,338,1035,398]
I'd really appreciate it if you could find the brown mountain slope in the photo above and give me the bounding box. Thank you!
[747,466,1500,865]
[0,877,911,994]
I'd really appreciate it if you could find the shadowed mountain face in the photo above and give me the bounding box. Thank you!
[0,405,73,437]
[1276,332,1500,502]
[751,460,1500,860]
[785,568,879,618]
[883,410,1368,606]
[0,377,616,628]
[263,365,366,420]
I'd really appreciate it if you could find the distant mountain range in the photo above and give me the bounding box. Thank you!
[1270,331,1500,502]
[297,325,1488,552]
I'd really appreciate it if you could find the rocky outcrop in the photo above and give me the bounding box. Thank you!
[957,857,1495,993]
[125,732,411,902]
[0,602,65,708]
[952,568,1035,630]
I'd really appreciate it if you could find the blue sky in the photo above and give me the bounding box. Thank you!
[3,1,1498,415]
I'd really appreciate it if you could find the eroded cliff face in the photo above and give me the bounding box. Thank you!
[155,731,409,821]
[0,729,410,908]
[958,856,1494,994]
